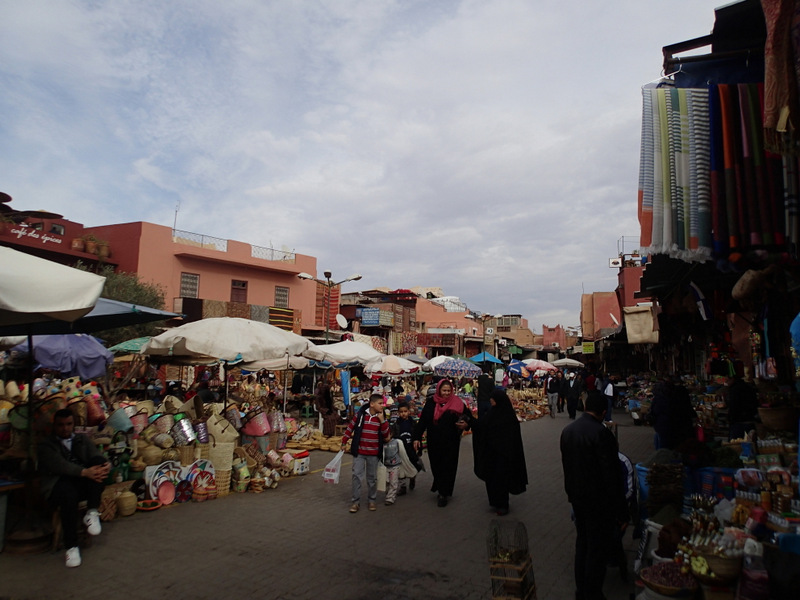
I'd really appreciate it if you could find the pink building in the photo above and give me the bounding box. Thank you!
[0,215,324,333]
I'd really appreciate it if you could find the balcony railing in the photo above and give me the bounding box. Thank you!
[251,244,295,263]
[172,229,296,263]
[172,229,227,252]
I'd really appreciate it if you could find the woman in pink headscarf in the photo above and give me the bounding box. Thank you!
[413,379,473,507]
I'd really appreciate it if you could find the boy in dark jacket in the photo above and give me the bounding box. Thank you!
[340,394,390,513]
[395,401,422,494]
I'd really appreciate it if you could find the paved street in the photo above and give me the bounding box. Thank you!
[1,406,654,600]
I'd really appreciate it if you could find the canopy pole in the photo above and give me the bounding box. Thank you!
[282,352,289,414]
[26,332,35,471]
[222,362,229,410]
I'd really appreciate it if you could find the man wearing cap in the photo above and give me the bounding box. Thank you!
[38,408,110,568]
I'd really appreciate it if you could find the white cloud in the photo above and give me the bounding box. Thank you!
[0,0,723,330]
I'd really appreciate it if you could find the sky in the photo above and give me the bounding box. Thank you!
[0,0,725,333]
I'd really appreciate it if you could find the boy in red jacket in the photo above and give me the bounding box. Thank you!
[341,394,390,513]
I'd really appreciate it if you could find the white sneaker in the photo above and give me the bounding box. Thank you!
[65,546,81,568]
[83,510,101,536]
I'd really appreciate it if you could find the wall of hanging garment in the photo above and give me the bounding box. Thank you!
[638,82,798,266]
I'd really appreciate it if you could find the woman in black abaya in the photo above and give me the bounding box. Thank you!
[473,388,528,515]
[413,379,472,507]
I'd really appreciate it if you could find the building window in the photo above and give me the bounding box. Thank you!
[274,286,289,308]
[231,279,248,304]
[180,273,200,298]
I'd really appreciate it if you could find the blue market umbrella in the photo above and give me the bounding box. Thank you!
[11,334,114,380]
[507,359,530,377]
[469,351,503,365]
[0,297,178,336]
[433,358,483,378]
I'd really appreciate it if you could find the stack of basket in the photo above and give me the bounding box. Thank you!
[320,436,343,452]
[208,440,235,497]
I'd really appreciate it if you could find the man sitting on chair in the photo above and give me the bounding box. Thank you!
[38,408,110,568]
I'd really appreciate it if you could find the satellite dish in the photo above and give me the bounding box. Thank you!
[335,314,348,329]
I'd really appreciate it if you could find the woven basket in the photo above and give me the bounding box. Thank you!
[209,440,235,471]
[234,446,257,471]
[99,491,117,522]
[178,444,197,466]
[161,447,180,462]
[693,553,742,585]
[215,469,232,496]
[198,442,210,459]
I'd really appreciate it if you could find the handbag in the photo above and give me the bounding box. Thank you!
[322,450,344,484]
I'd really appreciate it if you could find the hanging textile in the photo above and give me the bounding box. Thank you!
[640,78,794,264]
[638,85,712,261]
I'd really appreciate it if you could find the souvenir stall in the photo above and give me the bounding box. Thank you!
[634,409,799,599]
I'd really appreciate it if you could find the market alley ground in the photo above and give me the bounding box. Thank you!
[0,407,653,600]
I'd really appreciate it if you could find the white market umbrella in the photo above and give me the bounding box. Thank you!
[422,355,455,372]
[141,317,321,363]
[365,355,420,377]
[240,356,313,371]
[310,339,383,366]
[142,317,323,411]
[551,357,584,368]
[0,246,105,327]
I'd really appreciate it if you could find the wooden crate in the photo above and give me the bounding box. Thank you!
[489,555,537,599]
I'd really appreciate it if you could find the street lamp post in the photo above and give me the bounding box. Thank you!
[298,270,362,344]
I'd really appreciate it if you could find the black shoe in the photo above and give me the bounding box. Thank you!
[437,495,448,507]
[496,508,509,516]
[409,478,415,490]
[398,487,407,496]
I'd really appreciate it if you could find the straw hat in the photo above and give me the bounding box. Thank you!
[5,381,21,402]
[80,382,100,398]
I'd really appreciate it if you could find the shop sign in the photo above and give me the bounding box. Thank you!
[8,226,63,246]
[360,307,380,326]
[582,341,595,354]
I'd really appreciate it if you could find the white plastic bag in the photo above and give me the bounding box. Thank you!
[322,450,344,484]
[376,462,387,492]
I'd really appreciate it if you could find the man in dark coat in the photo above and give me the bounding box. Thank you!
[38,408,110,568]
[563,372,584,420]
[473,389,528,516]
[561,391,628,600]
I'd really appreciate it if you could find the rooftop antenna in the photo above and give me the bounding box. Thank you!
[173,200,180,232]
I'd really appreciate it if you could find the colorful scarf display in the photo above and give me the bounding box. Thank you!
[638,81,797,263]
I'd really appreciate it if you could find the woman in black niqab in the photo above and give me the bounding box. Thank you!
[473,388,528,515]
